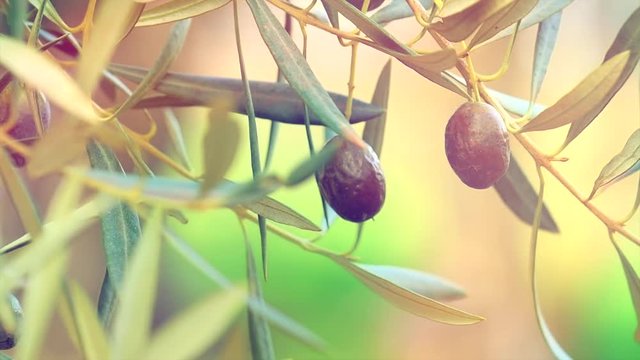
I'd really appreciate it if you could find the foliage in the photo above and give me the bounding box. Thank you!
[0,0,637,359]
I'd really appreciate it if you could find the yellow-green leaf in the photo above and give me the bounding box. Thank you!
[520,51,631,133]
[201,100,240,194]
[612,238,640,342]
[136,0,231,27]
[589,129,640,199]
[468,0,539,48]
[431,0,511,42]
[65,282,109,360]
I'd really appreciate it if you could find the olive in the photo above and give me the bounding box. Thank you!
[347,0,385,11]
[0,294,22,350]
[0,87,51,167]
[444,102,510,189]
[317,136,386,223]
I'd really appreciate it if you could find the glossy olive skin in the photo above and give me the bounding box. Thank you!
[317,136,386,223]
[445,102,510,189]
[0,88,51,167]
[347,0,385,11]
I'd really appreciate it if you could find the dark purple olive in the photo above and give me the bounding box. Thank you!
[444,102,510,189]
[0,294,22,350]
[0,88,51,167]
[347,0,385,11]
[317,136,386,223]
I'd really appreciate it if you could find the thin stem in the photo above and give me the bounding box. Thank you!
[475,20,521,83]
[344,43,359,121]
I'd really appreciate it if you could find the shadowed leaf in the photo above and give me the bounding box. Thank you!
[589,129,640,199]
[136,0,231,27]
[143,287,246,360]
[28,0,71,30]
[335,258,483,324]
[363,60,391,156]
[494,158,559,233]
[431,0,511,42]
[468,0,539,48]
[245,242,275,360]
[370,0,433,25]
[530,10,562,103]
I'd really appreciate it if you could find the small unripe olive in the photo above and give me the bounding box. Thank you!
[444,102,510,189]
[347,0,385,11]
[317,136,386,223]
[0,87,51,167]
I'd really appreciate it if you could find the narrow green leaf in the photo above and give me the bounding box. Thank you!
[320,0,340,28]
[363,60,392,156]
[530,11,561,103]
[8,0,27,40]
[28,0,71,31]
[75,0,138,94]
[494,158,559,233]
[431,0,511,43]
[589,129,640,199]
[143,287,246,360]
[0,147,42,239]
[521,51,631,133]
[163,227,326,351]
[201,101,240,194]
[244,0,363,146]
[0,36,100,123]
[163,108,193,171]
[357,264,466,301]
[469,0,538,48]
[113,18,192,116]
[97,272,117,328]
[482,0,574,45]
[489,87,546,117]
[370,0,433,25]
[244,197,321,232]
[111,208,164,360]
[87,141,142,295]
[65,282,110,360]
[334,258,484,324]
[603,6,640,62]
[612,238,640,342]
[285,139,339,186]
[110,64,385,125]
[136,0,231,27]
[246,242,276,360]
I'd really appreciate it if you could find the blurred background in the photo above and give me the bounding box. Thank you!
[2,0,640,358]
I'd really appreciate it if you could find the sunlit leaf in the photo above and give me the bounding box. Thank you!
[370,0,433,25]
[245,242,276,360]
[363,60,391,156]
[0,148,42,238]
[65,282,110,360]
[335,258,483,324]
[143,287,246,360]
[520,51,631,134]
[110,64,384,125]
[482,0,574,45]
[356,264,466,301]
[136,0,231,27]
[612,238,640,342]
[589,129,640,199]
[201,100,240,194]
[530,11,561,103]
[468,0,539,48]
[113,19,192,116]
[244,196,321,232]
[163,228,326,350]
[111,208,164,360]
[431,0,511,42]
[494,158,559,233]
[0,36,100,123]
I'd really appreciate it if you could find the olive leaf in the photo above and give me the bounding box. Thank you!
[163,109,193,171]
[0,36,99,123]
[8,0,27,40]
[245,241,276,360]
[136,0,231,27]
[520,50,631,133]
[28,0,71,31]
[589,129,640,199]
[320,0,340,28]
[430,0,512,43]
[143,287,246,360]
[490,88,546,118]
[370,0,433,25]
[494,158,559,233]
[286,139,339,186]
[612,238,640,342]
[356,264,466,301]
[467,0,539,48]
[245,0,362,146]
[64,282,110,360]
[334,258,483,325]
[530,11,562,103]
[109,64,384,125]
[201,100,240,194]
[111,208,163,360]
[363,60,392,156]
[481,0,574,45]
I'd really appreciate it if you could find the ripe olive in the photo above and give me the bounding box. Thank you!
[347,0,385,11]
[444,102,510,189]
[0,87,51,167]
[317,136,386,223]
